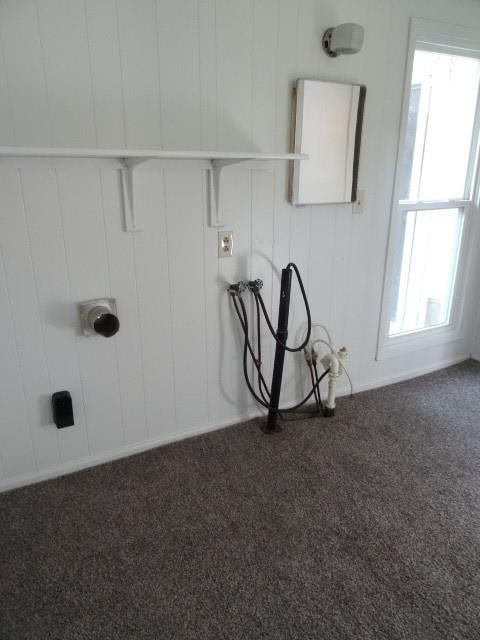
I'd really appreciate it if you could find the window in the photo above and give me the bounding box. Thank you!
[378,19,480,357]
[390,207,463,335]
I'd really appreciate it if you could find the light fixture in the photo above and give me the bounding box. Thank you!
[322,23,365,57]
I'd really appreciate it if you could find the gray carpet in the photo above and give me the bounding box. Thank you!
[1,360,480,640]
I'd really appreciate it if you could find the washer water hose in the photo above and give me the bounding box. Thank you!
[229,264,329,416]
[253,263,311,353]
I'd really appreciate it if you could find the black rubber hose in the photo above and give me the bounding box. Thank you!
[254,292,271,404]
[231,293,273,403]
[313,360,325,413]
[307,361,320,411]
[254,262,311,352]
[235,294,329,413]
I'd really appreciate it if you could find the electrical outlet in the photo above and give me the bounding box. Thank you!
[353,189,365,215]
[218,230,233,257]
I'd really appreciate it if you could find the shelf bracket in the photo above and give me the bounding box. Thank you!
[207,159,245,228]
[117,155,297,231]
[119,157,147,232]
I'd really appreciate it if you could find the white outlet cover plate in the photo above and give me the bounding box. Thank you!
[218,230,233,257]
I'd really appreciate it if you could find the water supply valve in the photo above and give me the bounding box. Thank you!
[78,298,120,337]
[248,279,263,293]
[228,281,248,295]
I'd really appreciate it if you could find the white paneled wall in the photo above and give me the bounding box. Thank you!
[1,0,480,490]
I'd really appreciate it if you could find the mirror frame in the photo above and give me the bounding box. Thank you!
[290,79,366,206]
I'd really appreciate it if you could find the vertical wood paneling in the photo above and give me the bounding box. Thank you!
[57,167,123,453]
[156,0,201,149]
[37,0,96,146]
[20,167,90,463]
[116,0,163,148]
[308,205,336,330]
[85,0,126,148]
[329,205,355,345]
[0,0,52,146]
[215,0,254,150]
[252,0,278,152]
[100,169,148,444]
[214,0,255,414]
[217,168,253,420]
[0,235,37,478]
[198,0,217,149]
[164,168,209,429]
[132,168,176,437]
[297,0,326,78]
[0,37,14,145]
[0,169,60,470]
[202,176,222,426]
[273,0,299,155]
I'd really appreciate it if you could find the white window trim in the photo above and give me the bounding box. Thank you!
[376,17,480,361]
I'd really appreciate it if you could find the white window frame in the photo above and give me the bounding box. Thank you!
[376,17,480,360]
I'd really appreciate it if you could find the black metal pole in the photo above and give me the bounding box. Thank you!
[262,266,292,433]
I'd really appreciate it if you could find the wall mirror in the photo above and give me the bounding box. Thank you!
[290,79,366,205]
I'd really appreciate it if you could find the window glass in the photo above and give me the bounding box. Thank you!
[390,208,463,335]
[399,50,480,202]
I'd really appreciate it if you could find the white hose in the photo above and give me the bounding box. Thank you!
[310,324,354,400]
[321,351,340,410]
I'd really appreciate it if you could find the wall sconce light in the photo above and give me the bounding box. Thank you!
[322,23,365,57]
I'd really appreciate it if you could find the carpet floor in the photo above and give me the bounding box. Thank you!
[1,360,480,639]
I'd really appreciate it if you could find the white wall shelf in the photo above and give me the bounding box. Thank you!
[0,147,306,230]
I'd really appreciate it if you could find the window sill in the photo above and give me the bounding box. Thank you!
[376,320,464,361]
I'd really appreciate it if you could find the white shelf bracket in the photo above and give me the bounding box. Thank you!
[119,157,147,232]
[207,159,245,228]
[0,147,306,231]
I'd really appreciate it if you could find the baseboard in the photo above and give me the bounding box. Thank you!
[0,405,277,493]
[0,416,250,494]
[0,353,470,493]
[352,353,470,395]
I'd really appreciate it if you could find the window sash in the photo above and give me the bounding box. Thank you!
[398,199,470,211]
[389,205,466,337]
[376,17,480,360]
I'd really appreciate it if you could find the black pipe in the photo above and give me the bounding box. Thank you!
[262,266,292,433]
[231,290,330,414]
